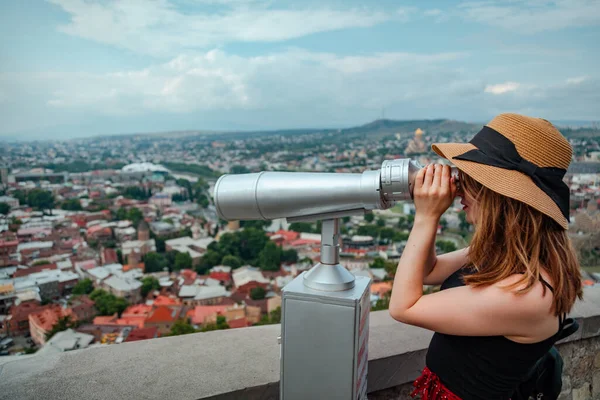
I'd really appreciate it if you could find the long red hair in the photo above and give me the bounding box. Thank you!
[459,171,582,315]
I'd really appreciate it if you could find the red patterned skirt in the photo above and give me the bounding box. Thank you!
[411,367,462,400]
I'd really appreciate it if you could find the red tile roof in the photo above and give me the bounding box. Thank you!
[152,295,181,307]
[103,248,118,264]
[188,305,229,325]
[209,272,231,282]
[13,263,58,278]
[145,306,180,324]
[228,317,250,329]
[124,327,159,342]
[29,305,74,331]
[93,315,118,325]
[122,304,152,318]
[10,301,42,321]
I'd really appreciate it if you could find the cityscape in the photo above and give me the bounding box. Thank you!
[0,119,598,356]
[1,0,600,398]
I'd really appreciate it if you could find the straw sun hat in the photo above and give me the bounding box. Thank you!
[432,113,572,229]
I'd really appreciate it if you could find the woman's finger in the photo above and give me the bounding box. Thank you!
[441,165,451,192]
[423,164,434,189]
[432,164,443,188]
[414,165,427,189]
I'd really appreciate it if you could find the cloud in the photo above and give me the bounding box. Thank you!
[566,76,587,85]
[33,49,468,115]
[484,82,520,94]
[458,0,600,33]
[47,0,404,56]
[424,9,442,16]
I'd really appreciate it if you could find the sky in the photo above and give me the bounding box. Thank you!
[0,0,599,140]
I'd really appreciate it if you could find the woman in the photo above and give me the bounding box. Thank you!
[388,113,583,400]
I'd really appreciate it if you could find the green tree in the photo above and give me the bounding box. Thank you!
[198,250,223,273]
[144,252,168,273]
[357,224,380,238]
[221,254,242,269]
[230,165,250,174]
[393,231,409,242]
[116,249,123,264]
[376,218,385,227]
[32,259,51,266]
[440,218,448,230]
[115,207,128,221]
[169,318,196,336]
[250,286,266,300]
[436,240,457,254]
[240,220,271,230]
[379,227,395,240]
[281,249,298,264]
[384,261,398,277]
[174,252,193,271]
[27,189,55,212]
[141,276,160,298]
[196,193,209,208]
[127,208,144,226]
[12,189,27,205]
[72,278,94,295]
[258,241,282,271]
[45,315,77,341]
[458,211,470,231]
[288,222,315,233]
[365,213,375,223]
[123,186,151,200]
[370,257,386,269]
[89,289,128,316]
[371,294,390,311]
[238,228,269,263]
[201,315,230,332]
[0,203,10,215]
[255,307,281,325]
[61,199,82,211]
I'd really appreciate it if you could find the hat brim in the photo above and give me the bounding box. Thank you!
[432,142,568,229]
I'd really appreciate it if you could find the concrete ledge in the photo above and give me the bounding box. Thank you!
[2,286,600,400]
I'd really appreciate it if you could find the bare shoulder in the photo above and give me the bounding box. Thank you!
[491,273,554,318]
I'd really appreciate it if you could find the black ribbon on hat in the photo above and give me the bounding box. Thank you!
[452,126,570,221]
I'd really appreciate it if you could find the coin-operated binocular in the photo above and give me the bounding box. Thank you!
[214,159,436,400]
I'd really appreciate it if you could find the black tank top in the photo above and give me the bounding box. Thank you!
[426,267,565,400]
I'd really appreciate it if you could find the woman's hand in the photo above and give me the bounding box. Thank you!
[413,164,457,221]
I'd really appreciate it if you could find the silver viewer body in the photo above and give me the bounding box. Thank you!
[212,158,448,400]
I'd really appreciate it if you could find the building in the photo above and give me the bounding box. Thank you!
[29,304,75,345]
[149,194,172,207]
[121,238,156,257]
[102,275,142,304]
[69,295,96,322]
[144,306,182,336]
[124,327,159,342]
[232,266,270,296]
[37,328,94,355]
[209,266,232,285]
[137,220,150,242]
[165,236,215,266]
[5,300,42,336]
[0,196,19,208]
[178,285,231,306]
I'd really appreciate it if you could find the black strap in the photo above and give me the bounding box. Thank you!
[557,318,578,341]
[452,126,570,221]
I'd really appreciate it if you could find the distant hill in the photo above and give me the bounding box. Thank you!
[338,119,480,138]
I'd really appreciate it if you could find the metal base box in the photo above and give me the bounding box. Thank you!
[280,273,371,400]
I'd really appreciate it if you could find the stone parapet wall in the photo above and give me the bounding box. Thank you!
[2,287,600,400]
[369,336,600,400]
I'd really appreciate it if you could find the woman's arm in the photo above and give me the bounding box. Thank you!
[388,164,552,339]
[389,163,456,312]
[423,247,470,285]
